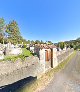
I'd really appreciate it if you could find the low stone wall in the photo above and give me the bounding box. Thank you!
[57,49,74,64]
[0,56,43,87]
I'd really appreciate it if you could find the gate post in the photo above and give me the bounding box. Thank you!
[52,48,58,68]
[39,49,45,73]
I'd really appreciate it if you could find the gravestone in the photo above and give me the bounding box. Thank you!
[10,48,22,55]
[5,42,11,55]
[0,51,4,60]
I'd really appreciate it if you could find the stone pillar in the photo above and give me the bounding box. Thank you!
[52,48,58,68]
[39,49,45,73]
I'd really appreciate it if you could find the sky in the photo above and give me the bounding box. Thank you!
[0,0,80,43]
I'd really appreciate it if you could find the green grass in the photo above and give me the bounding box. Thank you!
[4,55,18,62]
[0,48,33,62]
[18,51,76,92]
[22,48,32,56]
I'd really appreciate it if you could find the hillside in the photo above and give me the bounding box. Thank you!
[65,38,80,50]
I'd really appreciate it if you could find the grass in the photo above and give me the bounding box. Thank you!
[0,48,33,62]
[18,51,76,92]
[22,48,32,56]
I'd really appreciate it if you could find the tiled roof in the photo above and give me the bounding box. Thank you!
[35,44,56,49]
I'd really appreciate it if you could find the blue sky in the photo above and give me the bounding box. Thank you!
[0,0,80,43]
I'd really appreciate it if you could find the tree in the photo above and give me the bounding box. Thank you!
[0,33,3,43]
[76,37,80,41]
[70,44,73,48]
[27,40,30,44]
[6,20,21,44]
[47,41,53,45]
[58,42,65,49]
[35,40,40,44]
[31,40,35,45]
[0,18,5,43]
[40,40,44,44]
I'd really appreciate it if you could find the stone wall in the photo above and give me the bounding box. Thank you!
[57,48,74,64]
[0,48,74,87]
[0,56,43,87]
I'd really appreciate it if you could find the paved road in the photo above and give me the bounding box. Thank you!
[40,51,80,92]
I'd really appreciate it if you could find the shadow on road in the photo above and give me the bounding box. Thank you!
[0,76,37,92]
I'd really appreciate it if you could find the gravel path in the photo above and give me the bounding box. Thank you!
[40,51,80,92]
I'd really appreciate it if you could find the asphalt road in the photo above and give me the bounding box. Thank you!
[41,51,80,92]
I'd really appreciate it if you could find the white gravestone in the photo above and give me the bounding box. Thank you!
[0,51,4,60]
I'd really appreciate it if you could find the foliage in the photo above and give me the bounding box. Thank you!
[0,17,53,45]
[31,40,35,44]
[22,48,32,56]
[76,37,80,41]
[22,44,27,48]
[0,18,53,45]
[35,40,41,44]
[0,18,5,43]
[6,20,21,44]
[64,37,80,50]
[27,40,30,44]
[47,41,53,44]
[70,44,74,48]
[0,48,32,62]
[0,18,5,33]
[56,37,80,50]
[57,42,65,49]
[0,34,3,43]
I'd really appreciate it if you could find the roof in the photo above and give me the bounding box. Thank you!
[34,44,56,49]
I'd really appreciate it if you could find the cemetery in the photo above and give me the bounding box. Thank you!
[0,42,74,86]
[0,42,33,62]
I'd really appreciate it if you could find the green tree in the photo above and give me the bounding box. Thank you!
[31,40,35,45]
[47,41,53,45]
[70,44,73,48]
[6,20,21,44]
[0,18,5,43]
[35,40,40,44]
[58,42,65,49]
[40,40,44,44]
[0,34,3,43]
[76,37,80,41]
[27,40,30,44]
